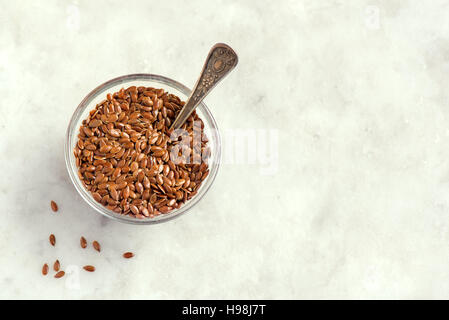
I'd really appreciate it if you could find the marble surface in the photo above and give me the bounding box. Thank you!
[1,0,449,299]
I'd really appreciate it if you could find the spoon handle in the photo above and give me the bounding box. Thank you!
[170,43,238,130]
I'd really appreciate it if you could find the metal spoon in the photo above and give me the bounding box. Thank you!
[170,43,238,130]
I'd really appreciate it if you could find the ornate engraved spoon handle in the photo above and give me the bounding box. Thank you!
[170,43,238,130]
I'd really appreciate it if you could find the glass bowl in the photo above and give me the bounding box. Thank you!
[64,74,221,225]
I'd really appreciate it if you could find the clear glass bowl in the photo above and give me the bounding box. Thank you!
[64,74,221,225]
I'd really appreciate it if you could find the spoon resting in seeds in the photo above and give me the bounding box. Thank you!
[170,43,238,130]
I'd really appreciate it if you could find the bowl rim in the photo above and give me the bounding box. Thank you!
[64,73,221,225]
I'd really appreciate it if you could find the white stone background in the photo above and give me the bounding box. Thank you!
[1,0,449,299]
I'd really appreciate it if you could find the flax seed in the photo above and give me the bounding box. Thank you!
[93,240,101,252]
[53,260,60,272]
[50,201,58,212]
[42,263,49,276]
[49,234,56,246]
[123,252,134,259]
[80,236,87,248]
[83,265,95,272]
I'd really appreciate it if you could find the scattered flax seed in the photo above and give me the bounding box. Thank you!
[80,236,87,249]
[54,271,65,278]
[93,241,101,252]
[123,252,134,259]
[49,234,56,246]
[53,260,60,272]
[50,201,58,212]
[83,265,95,272]
[42,263,49,276]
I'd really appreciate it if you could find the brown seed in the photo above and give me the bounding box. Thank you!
[123,185,130,199]
[153,149,166,157]
[80,236,87,248]
[123,252,134,259]
[128,190,137,199]
[175,191,183,200]
[107,114,118,122]
[112,167,121,178]
[150,146,163,152]
[49,234,56,246]
[130,161,139,172]
[93,241,101,252]
[99,145,112,153]
[143,176,151,189]
[89,119,103,127]
[159,206,172,214]
[110,146,121,154]
[92,192,102,202]
[42,263,49,276]
[141,207,149,216]
[116,181,127,189]
[142,189,150,200]
[82,127,93,137]
[130,205,139,215]
[135,182,144,194]
[50,200,58,212]
[110,188,119,201]
[83,265,95,272]
[109,129,121,137]
[162,176,172,187]
[98,182,109,189]
[54,271,65,278]
[135,168,144,180]
[53,260,60,272]
[147,203,154,214]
